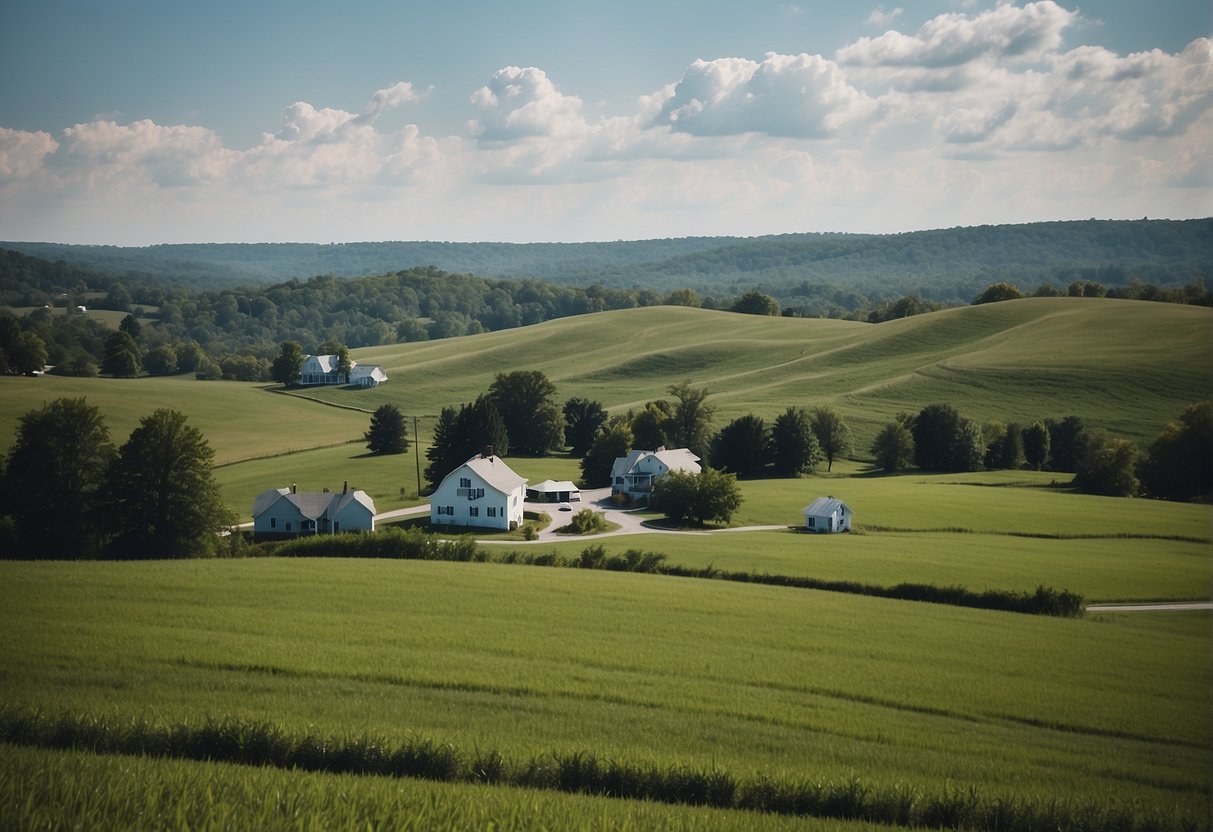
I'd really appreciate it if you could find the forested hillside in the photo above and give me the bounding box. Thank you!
[4,219,1209,314]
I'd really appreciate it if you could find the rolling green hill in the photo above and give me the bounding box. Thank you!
[297,297,1212,451]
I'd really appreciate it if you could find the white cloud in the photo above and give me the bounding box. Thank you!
[0,127,58,182]
[654,53,878,139]
[839,0,1075,68]
[866,6,903,27]
[51,119,231,188]
[469,66,588,142]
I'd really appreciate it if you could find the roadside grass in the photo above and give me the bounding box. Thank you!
[0,374,368,465]
[0,743,884,832]
[1,559,1207,822]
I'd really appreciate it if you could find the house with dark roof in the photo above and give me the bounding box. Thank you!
[430,454,526,530]
[803,497,852,533]
[252,483,376,539]
[610,447,701,502]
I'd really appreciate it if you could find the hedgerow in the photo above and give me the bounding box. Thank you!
[0,707,1194,832]
[248,531,1084,616]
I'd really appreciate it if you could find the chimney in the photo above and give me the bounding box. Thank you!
[291,483,296,494]
[483,444,495,460]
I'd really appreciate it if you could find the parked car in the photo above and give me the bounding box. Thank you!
[558,502,572,512]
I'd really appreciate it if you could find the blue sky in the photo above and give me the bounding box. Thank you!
[1,0,1209,244]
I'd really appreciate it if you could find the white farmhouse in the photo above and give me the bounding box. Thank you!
[610,447,701,502]
[252,483,376,539]
[431,454,527,531]
[299,353,387,387]
[803,497,852,533]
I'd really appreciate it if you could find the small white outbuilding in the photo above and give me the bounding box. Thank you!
[803,497,852,533]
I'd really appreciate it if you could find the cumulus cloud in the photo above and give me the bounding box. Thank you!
[51,119,230,187]
[653,52,878,138]
[469,66,588,142]
[839,0,1075,68]
[0,127,58,182]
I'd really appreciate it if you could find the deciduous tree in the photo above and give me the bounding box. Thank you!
[731,291,780,316]
[810,406,851,472]
[711,414,768,477]
[271,340,304,385]
[563,397,608,456]
[1,398,114,558]
[104,409,232,558]
[101,330,141,377]
[489,370,561,455]
[769,406,822,476]
[1138,402,1212,500]
[665,381,716,458]
[1073,430,1139,497]
[871,420,915,473]
[580,422,633,488]
[652,468,743,526]
[1022,421,1051,470]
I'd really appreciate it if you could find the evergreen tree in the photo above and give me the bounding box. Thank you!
[769,406,823,476]
[365,403,409,455]
[1046,416,1087,472]
[424,396,509,491]
[103,409,232,558]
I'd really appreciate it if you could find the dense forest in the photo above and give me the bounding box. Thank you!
[1,218,1210,379]
[4,218,1210,314]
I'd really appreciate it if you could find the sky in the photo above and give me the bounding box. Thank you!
[0,0,1209,245]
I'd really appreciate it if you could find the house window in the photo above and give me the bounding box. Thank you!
[487,506,497,517]
[286,521,292,531]
[460,477,471,488]
[270,517,277,529]
[807,517,815,528]
[470,507,479,517]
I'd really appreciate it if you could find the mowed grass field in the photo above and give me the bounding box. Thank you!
[1,559,1209,827]
[297,298,1212,451]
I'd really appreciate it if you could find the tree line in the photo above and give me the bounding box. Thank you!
[869,401,1211,500]
[0,398,234,559]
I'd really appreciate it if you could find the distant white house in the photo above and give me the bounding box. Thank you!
[349,363,388,388]
[526,479,581,503]
[252,483,376,539]
[431,454,526,531]
[803,497,852,533]
[299,353,387,387]
[610,447,701,502]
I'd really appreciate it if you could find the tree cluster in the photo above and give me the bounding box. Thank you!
[0,398,233,559]
[651,468,743,526]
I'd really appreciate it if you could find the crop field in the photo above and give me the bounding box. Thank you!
[2,560,1210,827]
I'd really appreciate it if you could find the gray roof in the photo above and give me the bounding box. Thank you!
[803,497,851,516]
[252,487,376,519]
[611,448,701,480]
[528,479,579,493]
[457,454,527,495]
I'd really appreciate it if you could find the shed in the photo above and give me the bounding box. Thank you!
[803,497,852,533]
[526,479,581,503]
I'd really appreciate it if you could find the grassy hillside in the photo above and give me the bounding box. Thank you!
[0,375,371,466]
[300,297,1212,451]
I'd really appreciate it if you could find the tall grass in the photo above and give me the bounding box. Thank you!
[1,708,1198,832]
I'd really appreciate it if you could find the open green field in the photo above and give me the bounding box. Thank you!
[0,374,371,466]
[298,298,1212,451]
[1,559,1208,827]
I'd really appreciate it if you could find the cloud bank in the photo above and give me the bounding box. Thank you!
[1,1,1208,243]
